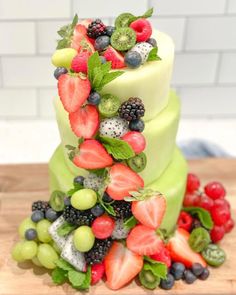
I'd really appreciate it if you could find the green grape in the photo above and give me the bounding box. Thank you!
[32,256,43,267]
[21,241,38,260]
[18,217,36,238]
[51,48,77,69]
[37,244,59,269]
[71,189,97,210]
[73,226,95,252]
[11,241,25,262]
[51,241,61,254]
[36,219,52,243]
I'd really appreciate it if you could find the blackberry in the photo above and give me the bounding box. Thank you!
[119,97,145,121]
[85,238,113,265]
[112,201,132,220]
[63,206,95,226]
[63,205,78,224]
[87,19,106,39]
[32,201,50,214]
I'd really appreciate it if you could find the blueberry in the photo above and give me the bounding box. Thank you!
[160,274,175,290]
[102,192,113,203]
[54,67,68,80]
[106,26,115,37]
[88,92,101,105]
[64,196,71,206]
[100,56,107,64]
[45,208,58,222]
[91,204,105,217]
[95,36,110,51]
[25,228,37,240]
[170,262,185,280]
[31,210,44,223]
[147,38,157,47]
[191,263,204,277]
[129,119,145,132]
[199,268,210,280]
[183,270,197,284]
[74,176,85,186]
[124,51,142,69]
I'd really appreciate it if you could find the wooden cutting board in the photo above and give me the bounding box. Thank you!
[0,159,236,295]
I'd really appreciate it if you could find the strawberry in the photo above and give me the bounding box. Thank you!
[71,27,95,54]
[78,19,92,29]
[58,74,91,113]
[74,22,95,45]
[73,139,113,169]
[91,262,105,285]
[126,224,164,255]
[177,211,193,232]
[71,51,91,74]
[150,247,172,268]
[103,46,125,69]
[106,163,144,200]
[167,228,207,268]
[131,192,166,229]
[69,105,99,139]
[130,18,152,42]
[104,242,143,290]
[121,131,146,154]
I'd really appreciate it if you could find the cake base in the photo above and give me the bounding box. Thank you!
[49,146,187,233]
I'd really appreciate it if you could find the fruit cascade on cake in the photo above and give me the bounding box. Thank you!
[12,9,234,291]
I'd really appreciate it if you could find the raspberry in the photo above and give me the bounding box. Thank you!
[150,247,171,268]
[186,173,200,193]
[91,262,105,285]
[197,195,214,211]
[71,51,91,74]
[130,18,152,42]
[204,181,226,200]
[214,198,230,210]
[177,211,193,232]
[210,225,225,243]
[224,218,235,233]
[87,19,106,39]
[211,205,230,226]
[183,193,201,207]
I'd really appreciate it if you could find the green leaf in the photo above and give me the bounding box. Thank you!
[183,207,214,230]
[143,262,167,280]
[79,266,91,290]
[142,7,154,18]
[92,67,104,90]
[55,258,75,271]
[71,14,79,28]
[57,222,77,237]
[101,61,112,74]
[124,216,137,229]
[65,144,76,151]
[89,168,108,177]
[99,71,124,90]
[56,38,70,49]
[88,52,102,82]
[56,15,78,49]
[51,267,68,285]
[100,202,116,216]
[99,136,135,160]
[147,47,162,62]
[68,270,86,287]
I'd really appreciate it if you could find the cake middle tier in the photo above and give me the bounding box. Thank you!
[53,90,180,185]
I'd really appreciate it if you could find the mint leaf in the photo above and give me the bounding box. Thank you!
[89,168,108,178]
[79,266,91,290]
[51,267,68,285]
[142,8,154,18]
[56,14,78,49]
[147,47,161,62]
[100,202,116,216]
[57,222,77,237]
[67,182,84,196]
[92,67,104,90]
[124,216,137,229]
[68,270,86,287]
[99,71,124,90]
[88,52,101,82]
[101,61,112,74]
[143,262,167,280]
[71,14,79,28]
[183,207,214,230]
[99,136,135,160]
[55,258,75,271]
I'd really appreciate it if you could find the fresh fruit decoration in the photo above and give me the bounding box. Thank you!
[11,8,234,293]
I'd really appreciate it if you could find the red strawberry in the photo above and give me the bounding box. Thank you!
[105,242,143,290]
[177,211,193,232]
[69,105,99,139]
[78,19,92,29]
[127,225,164,256]
[74,23,95,45]
[91,262,105,285]
[150,247,171,268]
[71,51,91,74]
[122,131,146,154]
[131,193,166,229]
[167,228,207,268]
[58,74,91,113]
[130,18,152,42]
[73,139,113,169]
[103,46,125,69]
[71,30,95,54]
[106,163,144,200]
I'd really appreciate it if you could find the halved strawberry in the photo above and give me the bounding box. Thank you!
[167,228,207,268]
[126,224,164,256]
[73,139,113,169]
[131,193,166,229]
[91,262,105,285]
[150,247,172,268]
[74,24,87,36]
[58,74,91,113]
[71,28,95,53]
[103,46,125,69]
[106,163,144,200]
[69,105,99,139]
[78,19,92,29]
[104,242,143,290]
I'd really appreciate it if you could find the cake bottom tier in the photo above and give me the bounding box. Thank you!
[49,146,188,233]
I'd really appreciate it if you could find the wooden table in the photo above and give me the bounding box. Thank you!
[0,159,236,295]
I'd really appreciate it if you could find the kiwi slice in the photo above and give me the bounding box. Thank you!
[139,269,160,290]
[111,28,136,51]
[127,152,147,172]
[49,190,65,212]
[115,13,135,28]
[98,94,121,118]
